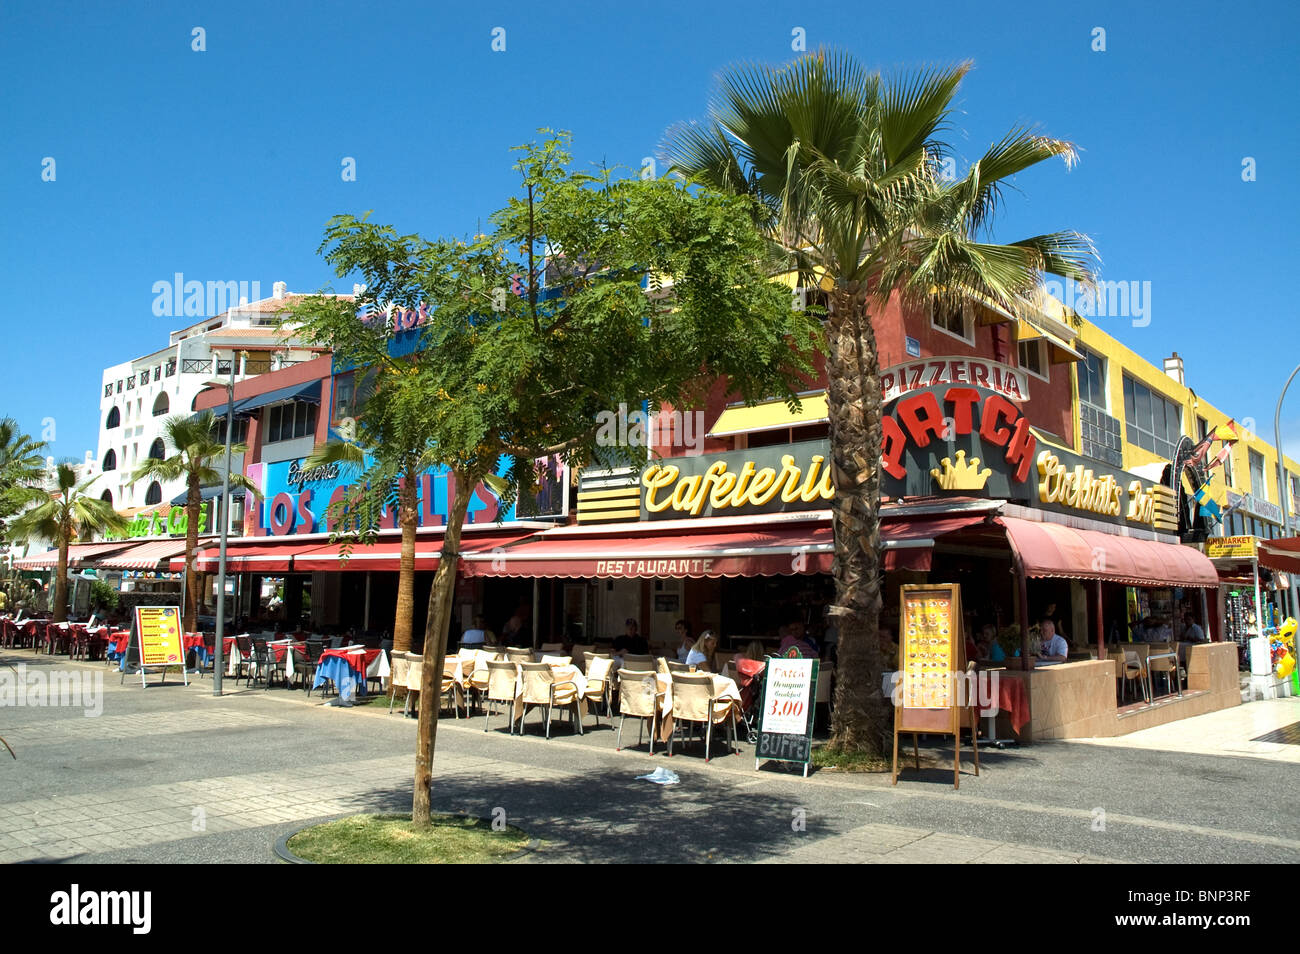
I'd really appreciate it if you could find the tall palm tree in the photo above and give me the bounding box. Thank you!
[10,463,128,623]
[132,411,259,632]
[0,418,49,522]
[664,51,1096,754]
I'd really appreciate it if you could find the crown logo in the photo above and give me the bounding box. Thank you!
[931,450,992,491]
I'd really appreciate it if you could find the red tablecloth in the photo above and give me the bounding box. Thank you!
[319,647,380,674]
[995,675,1030,734]
[183,633,206,651]
[110,630,131,654]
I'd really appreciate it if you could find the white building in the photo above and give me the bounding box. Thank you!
[91,282,347,512]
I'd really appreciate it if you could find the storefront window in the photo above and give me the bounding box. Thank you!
[265,402,318,443]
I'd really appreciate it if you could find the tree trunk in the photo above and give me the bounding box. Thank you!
[184,472,201,633]
[53,536,69,623]
[412,468,474,826]
[392,471,418,654]
[825,285,890,756]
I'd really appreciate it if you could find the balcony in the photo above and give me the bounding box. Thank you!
[180,358,211,374]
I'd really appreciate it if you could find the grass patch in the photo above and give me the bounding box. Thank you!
[811,745,892,773]
[287,813,528,864]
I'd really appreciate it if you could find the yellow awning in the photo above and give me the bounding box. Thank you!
[1014,317,1081,364]
[708,393,829,438]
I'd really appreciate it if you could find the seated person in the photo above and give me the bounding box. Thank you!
[1182,612,1207,643]
[612,618,649,657]
[738,639,768,663]
[673,619,695,662]
[1035,619,1069,664]
[685,631,718,671]
[778,621,818,658]
[459,615,492,649]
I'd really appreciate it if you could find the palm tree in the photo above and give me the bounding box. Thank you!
[664,51,1096,754]
[10,463,128,623]
[132,412,259,632]
[0,418,49,522]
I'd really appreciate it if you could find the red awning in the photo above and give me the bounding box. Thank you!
[294,529,537,572]
[879,512,996,571]
[462,521,835,579]
[1258,537,1300,574]
[98,538,195,570]
[169,539,325,574]
[997,516,1219,588]
[12,541,134,570]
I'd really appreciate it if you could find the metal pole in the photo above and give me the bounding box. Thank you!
[1273,362,1300,619]
[213,355,236,695]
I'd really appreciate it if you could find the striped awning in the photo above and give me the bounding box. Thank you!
[97,538,195,570]
[11,541,134,570]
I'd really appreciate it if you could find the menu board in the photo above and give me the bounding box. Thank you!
[900,587,958,708]
[131,606,188,687]
[893,583,978,789]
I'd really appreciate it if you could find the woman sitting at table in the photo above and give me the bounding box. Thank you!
[685,631,718,671]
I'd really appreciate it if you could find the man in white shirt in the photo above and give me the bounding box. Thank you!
[1182,613,1207,643]
[1036,619,1069,664]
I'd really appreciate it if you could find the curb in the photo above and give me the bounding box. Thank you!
[272,813,540,864]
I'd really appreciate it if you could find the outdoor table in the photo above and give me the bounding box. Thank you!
[312,646,372,703]
[508,662,588,723]
[976,671,1030,745]
[182,633,209,670]
[654,672,741,742]
[107,630,131,663]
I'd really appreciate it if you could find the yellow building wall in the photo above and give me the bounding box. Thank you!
[1070,319,1300,519]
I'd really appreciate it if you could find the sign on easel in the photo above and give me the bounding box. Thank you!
[755,657,818,777]
[130,606,187,688]
[892,583,978,789]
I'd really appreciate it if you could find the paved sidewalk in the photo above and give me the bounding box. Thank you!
[1067,698,1300,763]
[2,648,1297,864]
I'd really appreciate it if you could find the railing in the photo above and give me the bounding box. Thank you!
[216,360,233,375]
[180,358,210,374]
[125,376,135,390]
[243,356,274,375]
[165,359,176,377]
[153,367,161,382]
[104,384,112,397]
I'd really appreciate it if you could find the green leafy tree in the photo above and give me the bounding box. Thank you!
[132,412,260,632]
[10,464,128,622]
[291,132,820,824]
[664,51,1096,755]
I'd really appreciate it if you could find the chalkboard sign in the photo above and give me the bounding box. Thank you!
[755,657,819,777]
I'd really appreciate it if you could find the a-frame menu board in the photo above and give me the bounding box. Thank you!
[892,583,979,789]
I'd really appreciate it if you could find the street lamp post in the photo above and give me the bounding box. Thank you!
[211,354,238,695]
[1274,362,1300,620]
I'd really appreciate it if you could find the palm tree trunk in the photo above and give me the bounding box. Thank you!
[184,473,201,633]
[825,285,889,756]
[53,537,70,624]
[392,471,418,654]
[412,468,475,826]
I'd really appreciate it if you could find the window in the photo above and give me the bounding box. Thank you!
[1017,340,1047,380]
[1290,474,1300,515]
[1077,347,1107,409]
[102,449,117,472]
[1249,449,1267,501]
[116,380,122,393]
[100,490,112,505]
[153,366,161,382]
[265,402,317,443]
[930,300,974,344]
[165,358,176,377]
[105,406,121,429]
[1122,375,1181,459]
[208,416,248,445]
[148,438,166,460]
[144,482,162,506]
[126,376,135,390]
[139,371,150,387]
[334,373,357,421]
[153,393,170,416]
[104,384,112,398]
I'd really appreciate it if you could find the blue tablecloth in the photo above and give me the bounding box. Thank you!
[313,655,366,703]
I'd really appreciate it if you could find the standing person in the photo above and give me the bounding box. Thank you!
[673,620,695,662]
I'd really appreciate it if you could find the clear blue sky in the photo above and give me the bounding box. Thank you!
[2,0,1298,461]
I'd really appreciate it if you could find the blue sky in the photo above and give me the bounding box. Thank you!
[2,0,1298,462]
